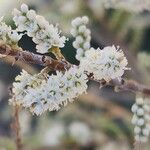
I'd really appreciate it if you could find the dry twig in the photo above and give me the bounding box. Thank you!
[11,105,23,150]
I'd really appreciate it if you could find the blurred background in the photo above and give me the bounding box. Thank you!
[0,0,150,149]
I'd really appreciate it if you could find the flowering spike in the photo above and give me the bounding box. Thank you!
[70,16,91,60]
[79,46,128,82]
[131,96,150,142]
[9,67,88,115]
[12,4,67,54]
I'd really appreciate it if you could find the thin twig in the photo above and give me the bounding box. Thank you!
[109,79,150,96]
[11,105,23,150]
[0,44,71,71]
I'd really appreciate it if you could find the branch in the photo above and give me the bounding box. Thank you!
[109,79,150,96]
[0,44,71,71]
[0,44,150,96]
[11,105,23,150]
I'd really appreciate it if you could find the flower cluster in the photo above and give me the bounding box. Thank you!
[9,70,46,106]
[0,17,22,45]
[103,0,150,13]
[79,45,128,82]
[70,16,91,60]
[12,4,67,54]
[0,4,129,116]
[131,97,150,142]
[10,67,88,115]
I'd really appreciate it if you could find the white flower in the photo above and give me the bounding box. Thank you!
[78,25,86,33]
[0,17,22,44]
[12,4,67,54]
[8,30,22,43]
[20,3,28,13]
[36,42,50,54]
[71,16,91,61]
[131,104,138,113]
[134,126,141,134]
[71,17,82,27]
[80,45,128,81]
[137,118,145,126]
[137,108,144,116]
[26,10,36,20]
[83,41,90,50]
[35,15,49,29]
[82,16,89,24]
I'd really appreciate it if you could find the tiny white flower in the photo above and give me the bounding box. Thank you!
[78,25,86,33]
[71,16,91,60]
[137,108,144,116]
[8,30,23,43]
[26,10,36,20]
[76,36,84,44]
[36,15,49,29]
[134,126,141,134]
[71,17,82,27]
[82,16,89,24]
[21,3,29,13]
[36,42,50,54]
[137,118,145,126]
[31,104,43,116]
[76,48,84,55]
[73,41,80,49]
[83,42,90,50]
[131,104,138,113]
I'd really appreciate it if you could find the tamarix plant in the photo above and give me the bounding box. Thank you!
[0,3,150,150]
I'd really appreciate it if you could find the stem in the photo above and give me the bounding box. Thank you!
[11,105,23,150]
[109,79,150,96]
[0,44,71,71]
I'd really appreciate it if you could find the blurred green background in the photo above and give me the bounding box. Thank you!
[0,0,150,149]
